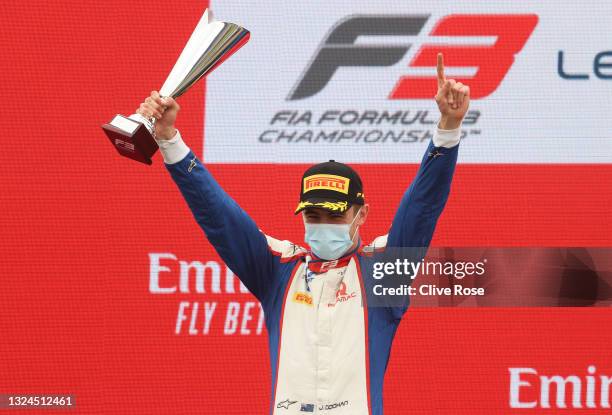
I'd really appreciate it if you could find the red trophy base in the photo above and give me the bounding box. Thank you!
[102,115,158,165]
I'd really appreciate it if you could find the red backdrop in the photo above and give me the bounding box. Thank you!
[1,1,611,413]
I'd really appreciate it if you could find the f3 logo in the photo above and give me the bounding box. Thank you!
[289,14,538,100]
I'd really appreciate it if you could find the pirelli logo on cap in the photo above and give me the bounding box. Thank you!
[303,174,349,194]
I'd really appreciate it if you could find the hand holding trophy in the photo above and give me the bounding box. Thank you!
[102,9,250,165]
[136,91,180,140]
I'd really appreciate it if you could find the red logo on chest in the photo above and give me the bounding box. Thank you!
[328,282,357,307]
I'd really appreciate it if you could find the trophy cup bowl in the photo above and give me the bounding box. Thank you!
[102,9,250,165]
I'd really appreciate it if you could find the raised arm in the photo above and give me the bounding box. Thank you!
[384,54,469,319]
[137,91,279,303]
[387,53,469,248]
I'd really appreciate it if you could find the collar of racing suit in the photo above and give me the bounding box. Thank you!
[306,239,361,274]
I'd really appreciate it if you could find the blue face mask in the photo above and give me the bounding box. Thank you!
[304,208,361,261]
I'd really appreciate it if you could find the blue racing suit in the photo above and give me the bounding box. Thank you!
[155,125,460,414]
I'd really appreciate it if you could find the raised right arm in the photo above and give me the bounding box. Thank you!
[138,91,279,302]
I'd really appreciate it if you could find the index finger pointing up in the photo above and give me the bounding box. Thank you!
[437,52,445,88]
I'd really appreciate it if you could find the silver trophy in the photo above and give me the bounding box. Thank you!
[102,9,250,165]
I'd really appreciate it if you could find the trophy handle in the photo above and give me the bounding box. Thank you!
[128,113,157,138]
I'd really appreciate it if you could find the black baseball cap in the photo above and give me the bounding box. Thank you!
[294,160,365,215]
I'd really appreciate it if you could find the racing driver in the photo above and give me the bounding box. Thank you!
[137,53,469,414]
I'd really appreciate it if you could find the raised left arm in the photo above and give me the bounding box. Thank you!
[382,53,469,320]
[386,125,460,248]
[387,52,470,248]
